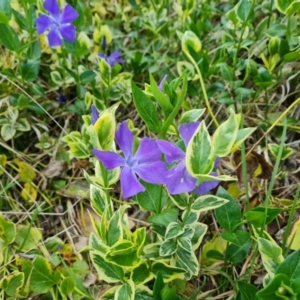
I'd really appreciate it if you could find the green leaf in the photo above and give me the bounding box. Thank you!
[285,1,300,16]
[256,274,292,300]
[143,243,161,260]
[180,109,206,124]
[268,143,293,160]
[12,9,28,30]
[0,271,24,297]
[181,30,202,54]
[237,281,259,300]
[106,205,129,246]
[165,222,184,239]
[0,24,20,51]
[20,60,40,82]
[0,0,11,25]
[169,193,189,210]
[91,251,124,283]
[0,0,11,24]
[257,237,284,276]
[215,187,241,231]
[135,181,166,213]
[106,241,139,267]
[30,256,60,294]
[90,185,109,216]
[226,242,250,264]
[14,226,42,251]
[191,195,229,213]
[151,262,185,282]
[147,208,179,226]
[114,280,135,300]
[186,122,212,176]
[132,227,146,257]
[93,109,117,151]
[160,239,177,256]
[131,81,161,133]
[275,0,293,13]
[60,277,75,296]
[131,262,154,285]
[149,73,173,117]
[219,63,233,82]
[235,0,253,22]
[0,214,16,244]
[80,70,96,84]
[190,222,207,250]
[221,230,251,246]
[231,127,257,152]
[276,248,300,281]
[153,272,164,300]
[176,245,199,279]
[15,118,31,132]
[1,123,16,141]
[211,109,239,157]
[245,207,283,228]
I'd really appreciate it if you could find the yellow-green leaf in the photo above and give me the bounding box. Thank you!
[191,195,229,213]
[21,182,37,202]
[211,110,239,157]
[94,110,116,151]
[186,122,212,176]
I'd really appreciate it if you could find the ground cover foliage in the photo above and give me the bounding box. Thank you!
[0,0,300,299]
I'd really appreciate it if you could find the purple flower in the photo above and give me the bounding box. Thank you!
[157,122,220,195]
[92,121,166,198]
[36,0,78,47]
[98,51,124,67]
[158,75,168,91]
[91,105,99,125]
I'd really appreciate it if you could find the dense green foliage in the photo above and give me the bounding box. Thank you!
[0,0,300,299]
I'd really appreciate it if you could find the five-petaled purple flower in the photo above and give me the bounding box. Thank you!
[98,51,124,67]
[157,122,219,195]
[92,121,166,198]
[36,0,79,47]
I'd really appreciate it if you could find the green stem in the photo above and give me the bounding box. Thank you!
[282,184,300,255]
[185,52,219,127]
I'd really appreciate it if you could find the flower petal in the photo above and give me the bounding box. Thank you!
[59,24,76,42]
[195,172,219,195]
[98,53,107,59]
[107,51,124,66]
[120,166,145,198]
[179,122,200,147]
[43,0,60,20]
[166,160,196,194]
[91,105,99,125]
[115,121,133,158]
[60,4,78,23]
[156,140,185,164]
[36,15,54,34]
[214,157,221,168]
[133,161,166,184]
[135,138,162,164]
[48,28,62,47]
[158,75,167,91]
[92,150,125,169]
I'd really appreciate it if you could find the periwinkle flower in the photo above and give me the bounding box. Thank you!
[98,51,124,67]
[91,105,99,125]
[157,122,219,195]
[92,121,166,198]
[36,0,79,47]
